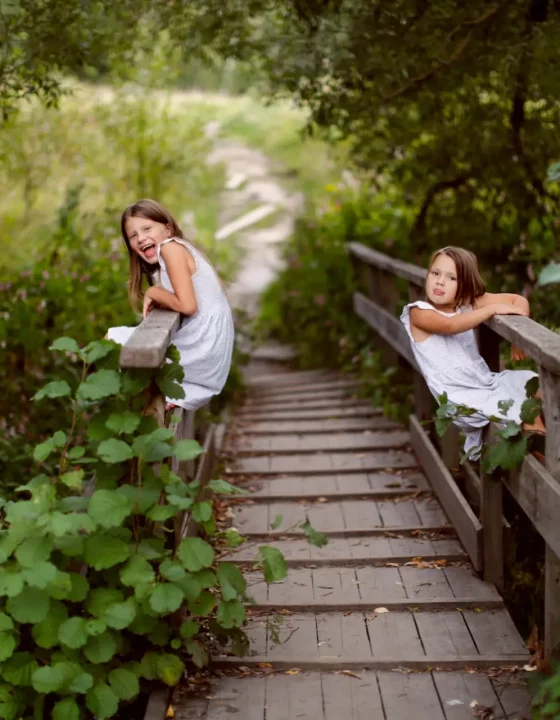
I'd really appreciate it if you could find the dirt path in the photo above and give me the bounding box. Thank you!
[207,137,303,314]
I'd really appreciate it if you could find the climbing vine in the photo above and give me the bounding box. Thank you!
[0,338,288,719]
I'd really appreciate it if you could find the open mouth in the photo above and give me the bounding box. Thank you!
[141,243,156,259]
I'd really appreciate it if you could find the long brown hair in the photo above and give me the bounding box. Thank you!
[427,246,486,309]
[121,199,224,310]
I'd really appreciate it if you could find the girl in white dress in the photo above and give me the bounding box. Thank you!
[107,199,234,411]
[400,246,545,458]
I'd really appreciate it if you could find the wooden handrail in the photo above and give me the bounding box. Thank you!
[349,239,560,657]
[119,309,181,368]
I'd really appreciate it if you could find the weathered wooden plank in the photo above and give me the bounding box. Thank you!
[443,566,500,600]
[236,430,410,455]
[266,613,318,660]
[311,567,362,603]
[246,386,358,406]
[378,671,445,720]
[399,567,453,599]
[366,612,424,658]
[354,566,407,600]
[212,654,529,671]
[239,397,375,415]
[487,315,560,374]
[348,242,426,288]
[491,677,532,720]
[462,460,511,541]
[409,415,482,571]
[414,496,450,527]
[245,369,337,388]
[201,676,266,720]
[377,499,421,527]
[229,450,417,476]
[321,671,385,720]
[316,612,372,658]
[267,568,315,606]
[462,610,528,657]
[236,525,456,540]
[353,292,420,372]
[238,417,400,434]
[237,406,380,421]
[255,377,358,398]
[265,673,324,720]
[433,672,505,720]
[119,309,180,368]
[415,611,478,657]
[247,599,503,613]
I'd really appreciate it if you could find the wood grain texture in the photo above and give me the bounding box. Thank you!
[119,309,180,368]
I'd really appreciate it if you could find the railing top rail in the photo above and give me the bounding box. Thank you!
[349,241,560,374]
[119,309,180,369]
[348,241,426,287]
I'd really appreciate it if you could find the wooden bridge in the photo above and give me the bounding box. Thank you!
[120,243,560,719]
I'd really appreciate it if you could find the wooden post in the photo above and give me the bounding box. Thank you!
[541,365,560,657]
[478,325,504,588]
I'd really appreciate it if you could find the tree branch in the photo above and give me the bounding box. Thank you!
[382,0,511,104]
[410,174,475,240]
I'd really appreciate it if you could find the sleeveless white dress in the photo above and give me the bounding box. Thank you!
[400,300,537,458]
[108,238,234,410]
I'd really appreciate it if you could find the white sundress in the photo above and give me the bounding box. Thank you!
[400,300,537,458]
[108,238,234,410]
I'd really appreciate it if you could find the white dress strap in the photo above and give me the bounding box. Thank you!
[157,237,199,272]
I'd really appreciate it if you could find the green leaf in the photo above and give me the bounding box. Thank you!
[217,563,246,602]
[7,587,49,623]
[68,573,89,602]
[186,640,208,668]
[77,369,120,401]
[160,560,186,582]
[192,501,213,523]
[103,598,137,629]
[497,420,522,439]
[156,363,185,400]
[31,601,68,648]
[50,337,81,354]
[192,569,217,589]
[83,339,117,365]
[217,599,245,629]
[108,668,139,701]
[173,439,204,461]
[84,632,118,664]
[547,161,560,183]
[482,435,528,475]
[15,536,52,567]
[146,504,179,522]
[87,588,124,617]
[106,411,141,435]
[85,536,130,570]
[53,698,80,720]
[148,622,171,646]
[2,652,38,686]
[0,633,17,662]
[32,665,65,693]
[0,614,13,632]
[88,489,134,528]
[60,470,85,489]
[301,521,328,547]
[86,682,119,719]
[498,399,514,416]
[188,590,217,617]
[53,430,67,447]
[166,344,181,363]
[33,380,72,401]
[208,479,248,495]
[180,620,199,639]
[21,561,57,589]
[521,397,542,425]
[223,529,245,548]
[156,653,184,686]
[46,570,72,600]
[67,446,85,460]
[177,537,215,572]
[96,438,133,464]
[270,513,283,530]
[258,546,288,583]
[58,617,89,649]
[33,437,55,462]
[86,619,106,637]
[120,555,156,587]
[174,574,202,602]
[149,584,184,614]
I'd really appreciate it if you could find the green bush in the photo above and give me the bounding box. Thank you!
[0,338,286,719]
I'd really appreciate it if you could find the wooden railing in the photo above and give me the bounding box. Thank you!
[119,309,224,540]
[348,241,560,656]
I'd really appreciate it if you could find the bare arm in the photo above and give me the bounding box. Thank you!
[409,302,528,337]
[475,292,530,316]
[145,242,198,316]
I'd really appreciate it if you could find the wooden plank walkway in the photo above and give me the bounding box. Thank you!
[177,356,531,719]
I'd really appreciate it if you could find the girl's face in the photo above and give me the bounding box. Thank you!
[125,216,171,265]
[426,253,458,309]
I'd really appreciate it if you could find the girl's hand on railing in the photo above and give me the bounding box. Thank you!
[490,303,529,317]
[511,344,526,362]
[143,292,155,319]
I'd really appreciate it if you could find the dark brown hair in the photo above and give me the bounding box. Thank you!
[427,246,486,309]
[121,199,223,310]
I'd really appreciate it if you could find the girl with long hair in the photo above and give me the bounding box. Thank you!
[107,199,234,410]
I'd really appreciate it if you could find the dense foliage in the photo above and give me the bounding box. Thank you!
[0,337,287,719]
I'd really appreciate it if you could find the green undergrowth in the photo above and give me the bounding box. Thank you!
[0,336,295,719]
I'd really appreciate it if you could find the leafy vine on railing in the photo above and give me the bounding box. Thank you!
[434,377,543,473]
[0,337,288,719]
